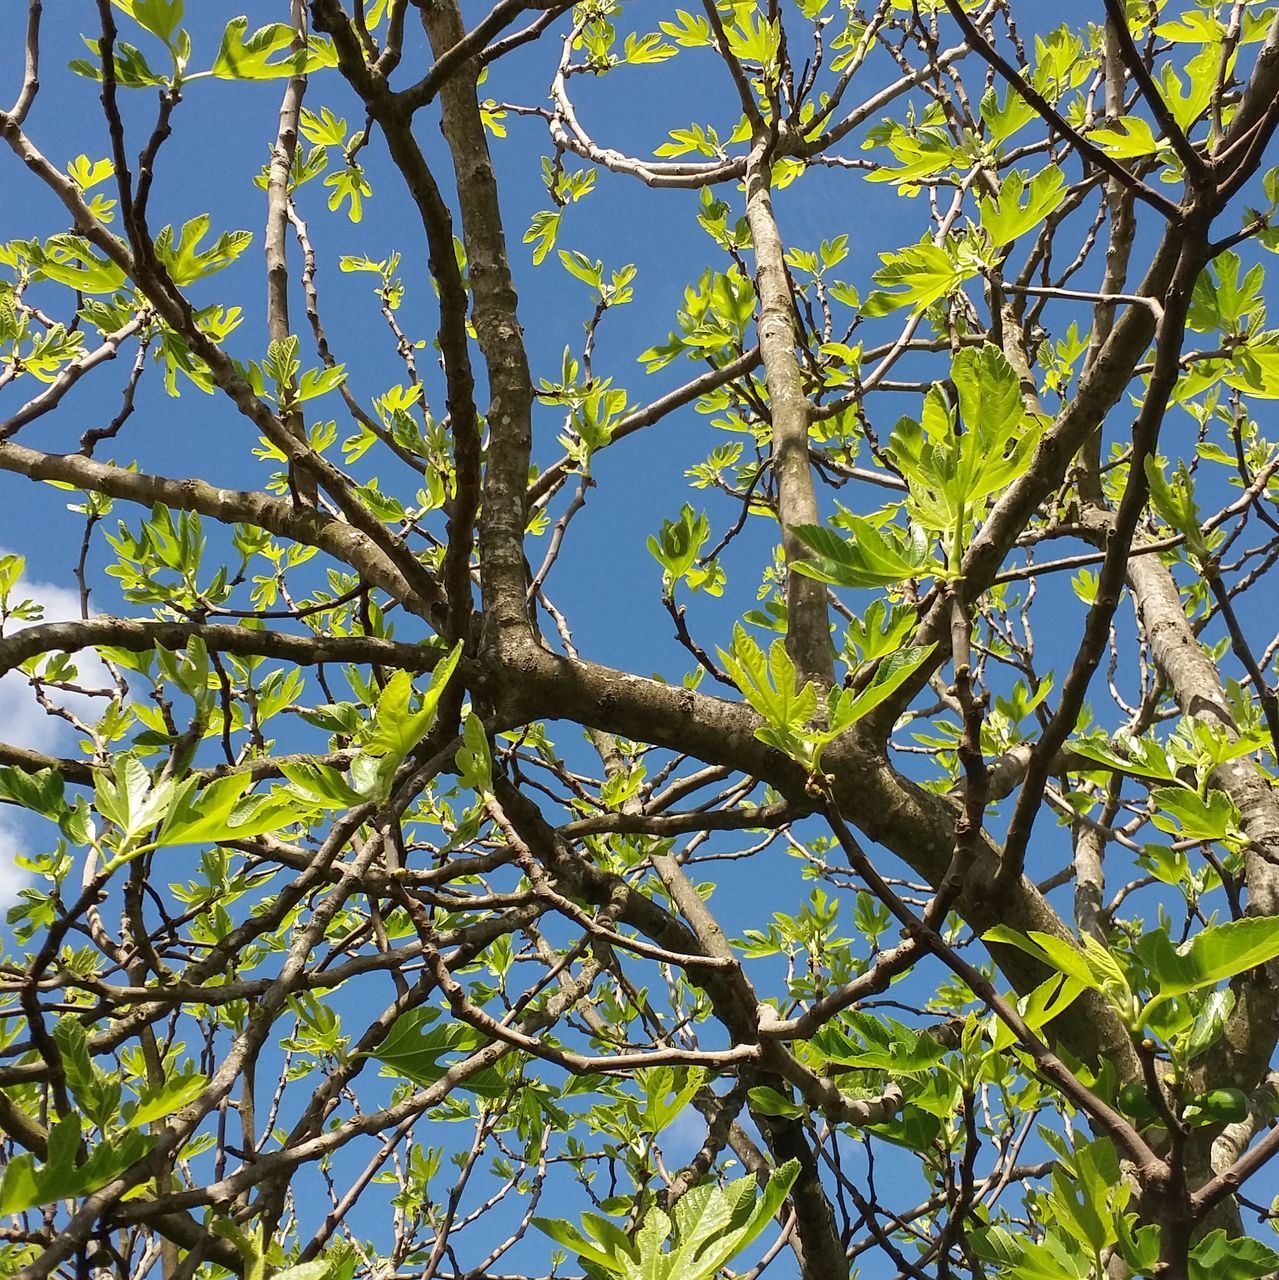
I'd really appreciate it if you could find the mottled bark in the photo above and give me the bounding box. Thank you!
[744,136,833,686]
[417,0,535,644]
[1128,553,1279,1095]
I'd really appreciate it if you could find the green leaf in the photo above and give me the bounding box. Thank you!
[813,1013,947,1074]
[747,1085,805,1117]
[1149,786,1238,843]
[272,1263,334,1280]
[579,1212,641,1269]
[1190,252,1267,335]
[531,1217,620,1273]
[1117,1216,1161,1275]
[1145,457,1209,560]
[37,238,127,294]
[0,1154,39,1216]
[1159,45,1223,133]
[1070,734,1180,783]
[361,643,462,767]
[844,598,917,664]
[130,1066,208,1126]
[299,106,348,147]
[52,1019,116,1126]
[836,643,936,727]
[1046,1138,1126,1256]
[524,210,560,265]
[688,1160,800,1278]
[978,168,1067,247]
[1016,974,1087,1042]
[113,0,184,45]
[658,11,712,47]
[366,1007,501,1096]
[791,516,932,588]
[281,761,365,810]
[983,926,1130,1010]
[1156,13,1228,44]
[1185,989,1235,1062]
[621,32,677,64]
[155,772,274,845]
[865,124,959,188]
[66,155,115,191]
[1190,1230,1279,1280]
[325,166,372,223]
[887,344,1041,559]
[0,1115,153,1214]
[558,250,604,290]
[1224,339,1279,398]
[0,766,68,823]
[1089,115,1161,159]
[718,625,817,738]
[638,1066,704,1135]
[211,18,305,79]
[862,238,972,316]
[95,755,178,848]
[980,85,1037,143]
[71,36,167,87]
[535,1159,799,1280]
[648,505,710,590]
[455,714,493,796]
[949,344,1027,498]
[296,364,347,403]
[1138,917,1279,1000]
[155,215,253,285]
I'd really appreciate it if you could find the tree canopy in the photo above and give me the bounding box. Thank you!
[2,1,1279,1277]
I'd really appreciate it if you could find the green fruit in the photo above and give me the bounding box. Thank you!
[1182,1087,1249,1127]
[1118,1083,1156,1120]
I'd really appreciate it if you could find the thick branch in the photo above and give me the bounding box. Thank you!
[1126,551,1279,1095]
[0,617,445,680]
[415,0,535,643]
[744,136,832,685]
[0,439,432,615]
[264,3,315,502]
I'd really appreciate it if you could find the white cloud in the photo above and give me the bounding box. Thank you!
[0,560,112,907]
[0,580,106,751]
[0,814,32,911]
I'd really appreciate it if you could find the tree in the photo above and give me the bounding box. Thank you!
[1,0,1279,1276]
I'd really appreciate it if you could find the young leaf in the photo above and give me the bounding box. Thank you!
[113,0,185,44]
[1089,116,1160,159]
[717,625,817,738]
[747,1085,806,1117]
[978,168,1067,247]
[280,761,366,810]
[130,1066,208,1126]
[837,643,936,726]
[1149,786,1239,843]
[0,1153,39,1216]
[155,215,253,285]
[791,517,932,588]
[1138,917,1279,1001]
[211,18,306,79]
[361,643,463,765]
[455,713,493,796]
[862,238,972,316]
[273,1263,335,1280]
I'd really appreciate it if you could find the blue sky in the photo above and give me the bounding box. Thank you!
[0,10,968,1271]
[5,3,1279,1276]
